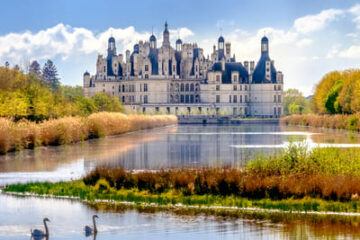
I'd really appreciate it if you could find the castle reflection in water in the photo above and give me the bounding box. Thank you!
[100,124,286,169]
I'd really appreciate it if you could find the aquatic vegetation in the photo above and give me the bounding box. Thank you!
[0,112,177,153]
[281,113,360,131]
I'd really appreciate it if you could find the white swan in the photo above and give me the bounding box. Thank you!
[84,215,98,237]
[31,218,50,239]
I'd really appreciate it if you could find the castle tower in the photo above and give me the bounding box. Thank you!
[162,21,170,47]
[261,36,269,57]
[218,36,225,60]
[176,38,182,51]
[150,33,157,49]
[107,36,116,58]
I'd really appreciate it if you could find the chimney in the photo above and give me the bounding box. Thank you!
[225,43,231,59]
[250,61,255,73]
[244,61,249,72]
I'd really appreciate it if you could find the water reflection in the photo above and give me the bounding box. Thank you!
[2,124,360,186]
[1,194,360,240]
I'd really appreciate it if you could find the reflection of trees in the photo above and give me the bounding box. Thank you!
[0,126,177,172]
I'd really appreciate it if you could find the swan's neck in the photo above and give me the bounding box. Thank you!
[93,217,97,233]
[43,220,49,237]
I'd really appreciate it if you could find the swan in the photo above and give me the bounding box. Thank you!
[31,218,50,239]
[84,215,98,236]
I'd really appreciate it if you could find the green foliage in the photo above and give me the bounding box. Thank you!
[283,89,310,115]
[91,92,124,112]
[0,67,124,120]
[312,69,360,114]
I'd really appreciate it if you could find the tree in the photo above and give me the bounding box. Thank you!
[283,89,310,115]
[29,60,41,79]
[92,92,124,112]
[42,59,60,90]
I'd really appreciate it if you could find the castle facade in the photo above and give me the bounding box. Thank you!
[83,22,284,117]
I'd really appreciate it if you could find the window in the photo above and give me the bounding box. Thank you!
[216,95,220,103]
[216,85,220,91]
[185,95,189,103]
[190,95,194,103]
[274,107,277,115]
[278,85,281,90]
[181,84,184,92]
[233,95,237,103]
[143,107,146,113]
[274,85,276,90]
[245,95,248,103]
[122,85,125,92]
[240,85,242,91]
[185,84,189,92]
[233,75,237,82]
[144,84,148,92]
[145,74,149,79]
[166,107,170,113]
[155,107,159,112]
[190,84,194,91]
[278,107,282,115]
[245,85,248,91]
[278,95,281,103]
[216,75,220,82]
[145,65,149,71]
[233,108,237,115]
[122,96,125,103]
[274,95,277,102]
[104,66,106,72]
[144,95,148,103]
[233,85,237,91]
[180,95,184,103]
[240,95,242,103]
[229,95,232,103]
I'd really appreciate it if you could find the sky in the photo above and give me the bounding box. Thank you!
[1,0,360,96]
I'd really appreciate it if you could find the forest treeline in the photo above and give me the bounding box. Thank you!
[0,65,123,120]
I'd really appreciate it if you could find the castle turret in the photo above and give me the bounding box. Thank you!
[218,36,225,60]
[176,38,182,52]
[83,71,90,87]
[150,34,157,49]
[261,36,269,57]
[107,36,116,58]
[162,21,170,47]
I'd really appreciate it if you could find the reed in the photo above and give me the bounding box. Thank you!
[0,112,177,153]
[281,113,360,131]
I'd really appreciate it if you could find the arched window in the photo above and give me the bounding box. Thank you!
[122,96,125,103]
[190,83,194,91]
[122,85,125,92]
[185,83,189,91]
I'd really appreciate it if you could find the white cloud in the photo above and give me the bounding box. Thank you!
[349,4,360,29]
[294,9,343,34]
[338,45,360,58]
[296,38,313,47]
[0,23,193,64]
[326,44,340,59]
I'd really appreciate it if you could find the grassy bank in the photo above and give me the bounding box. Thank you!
[0,112,177,153]
[281,113,360,131]
[4,144,360,213]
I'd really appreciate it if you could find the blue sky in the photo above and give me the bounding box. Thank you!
[1,0,360,95]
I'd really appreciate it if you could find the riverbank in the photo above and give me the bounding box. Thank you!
[0,112,177,154]
[281,114,360,131]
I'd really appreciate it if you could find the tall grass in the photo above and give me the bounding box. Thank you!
[0,112,177,153]
[80,144,360,201]
[281,114,360,131]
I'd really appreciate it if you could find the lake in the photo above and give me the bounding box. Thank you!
[1,123,360,239]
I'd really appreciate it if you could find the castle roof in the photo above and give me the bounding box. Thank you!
[176,38,182,44]
[83,71,90,76]
[252,55,277,84]
[212,62,249,84]
[108,36,115,43]
[218,36,225,43]
[150,34,156,42]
